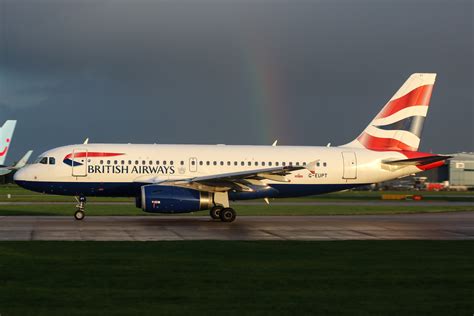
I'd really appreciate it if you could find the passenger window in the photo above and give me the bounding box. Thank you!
[220,161,224,166]
[317,162,320,167]
[156,161,160,165]
[289,162,293,166]
[191,160,196,165]
[40,157,48,164]
[121,160,125,165]
[100,160,104,165]
[227,161,231,166]
[135,160,139,165]
[114,160,118,165]
[48,157,55,165]
[149,160,153,165]
[180,161,184,165]
[234,161,238,166]
[241,161,244,166]
[199,161,203,166]
[296,162,300,166]
[276,162,279,166]
[323,162,327,167]
[128,160,132,165]
[170,161,174,165]
[206,161,210,166]
[282,162,286,166]
[142,160,146,165]
[262,162,265,166]
[269,162,272,166]
[303,162,307,166]
[255,162,258,166]
[107,160,111,164]
[248,161,251,166]
[213,161,217,166]
[163,161,167,165]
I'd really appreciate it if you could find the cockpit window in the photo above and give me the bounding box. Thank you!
[49,157,56,165]
[39,157,48,164]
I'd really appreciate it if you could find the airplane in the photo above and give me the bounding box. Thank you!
[14,73,450,222]
[0,120,34,176]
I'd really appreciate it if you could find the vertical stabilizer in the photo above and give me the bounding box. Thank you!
[343,73,436,151]
[0,120,17,165]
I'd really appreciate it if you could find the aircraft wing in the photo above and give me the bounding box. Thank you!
[135,163,317,192]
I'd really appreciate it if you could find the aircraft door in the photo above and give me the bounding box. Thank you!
[71,148,88,177]
[189,157,198,172]
[342,152,357,179]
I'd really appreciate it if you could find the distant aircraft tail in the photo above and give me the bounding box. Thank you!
[0,120,17,165]
[343,73,436,152]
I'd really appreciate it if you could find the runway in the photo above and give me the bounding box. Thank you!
[0,212,472,241]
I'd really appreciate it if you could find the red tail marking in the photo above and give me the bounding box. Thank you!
[357,133,417,151]
[376,84,433,119]
[0,146,8,157]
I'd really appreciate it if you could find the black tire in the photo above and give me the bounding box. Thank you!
[210,206,223,220]
[219,208,236,223]
[74,210,85,221]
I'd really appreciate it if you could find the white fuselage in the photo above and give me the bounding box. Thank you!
[14,143,420,198]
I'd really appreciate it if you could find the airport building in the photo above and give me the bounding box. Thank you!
[400,152,474,190]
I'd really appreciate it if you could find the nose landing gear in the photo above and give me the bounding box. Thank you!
[74,196,86,220]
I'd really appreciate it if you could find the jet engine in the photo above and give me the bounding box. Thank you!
[138,185,213,213]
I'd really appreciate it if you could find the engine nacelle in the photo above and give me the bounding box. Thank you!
[139,185,213,213]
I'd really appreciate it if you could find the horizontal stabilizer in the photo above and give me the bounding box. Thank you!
[383,155,451,166]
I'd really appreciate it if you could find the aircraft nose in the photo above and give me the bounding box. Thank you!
[13,166,28,182]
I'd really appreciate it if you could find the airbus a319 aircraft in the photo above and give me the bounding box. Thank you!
[15,73,449,222]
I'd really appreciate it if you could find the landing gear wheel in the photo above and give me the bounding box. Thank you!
[210,206,223,220]
[74,210,85,221]
[219,208,236,223]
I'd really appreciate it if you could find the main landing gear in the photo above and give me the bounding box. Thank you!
[210,206,236,223]
[74,196,86,220]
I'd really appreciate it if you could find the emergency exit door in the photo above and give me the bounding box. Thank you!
[71,148,88,177]
[342,152,357,179]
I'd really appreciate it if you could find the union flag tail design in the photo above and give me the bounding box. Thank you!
[344,73,436,152]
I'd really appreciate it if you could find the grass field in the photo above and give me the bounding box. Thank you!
[0,203,473,216]
[0,184,472,216]
[0,184,472,203]
[0,241,472,316]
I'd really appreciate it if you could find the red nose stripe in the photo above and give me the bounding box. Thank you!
[64,152,124,159]
[376,84,433,119]
[358,132,417,151]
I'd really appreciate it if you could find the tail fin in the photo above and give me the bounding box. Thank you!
[0,120,17,165]
[343,73,436,152]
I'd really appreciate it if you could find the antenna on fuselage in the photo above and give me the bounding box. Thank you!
[272,140,278,146]
[83,138,89,144]
[326,143,331,147]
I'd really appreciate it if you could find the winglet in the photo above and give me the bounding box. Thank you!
[11,150,33,170]
[305,160,319,174]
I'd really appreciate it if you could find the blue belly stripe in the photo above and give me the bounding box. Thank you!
[15,180,368,199]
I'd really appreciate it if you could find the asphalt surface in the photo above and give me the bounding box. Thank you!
[0,212,472,241]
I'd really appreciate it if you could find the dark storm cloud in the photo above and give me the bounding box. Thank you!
[0,0,472,162]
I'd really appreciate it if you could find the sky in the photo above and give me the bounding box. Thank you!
[0,0,472,163]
